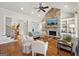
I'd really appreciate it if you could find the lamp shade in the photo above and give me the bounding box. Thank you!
[69,24,75,28]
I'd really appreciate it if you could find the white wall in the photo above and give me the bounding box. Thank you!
[0,8,41,36]
[60,11,74,19]
[0,8,28,35]
[76,13,79,37]
[0,14,4,35]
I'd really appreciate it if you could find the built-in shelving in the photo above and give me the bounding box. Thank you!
[60,17,78,38]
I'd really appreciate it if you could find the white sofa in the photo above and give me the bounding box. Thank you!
[21,35,34,54]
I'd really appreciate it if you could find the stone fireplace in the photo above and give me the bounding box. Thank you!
[42,8,60,36]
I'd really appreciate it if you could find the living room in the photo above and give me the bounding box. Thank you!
[0,2,79,56]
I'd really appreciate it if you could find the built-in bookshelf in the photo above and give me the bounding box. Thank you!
[60,17,78,38]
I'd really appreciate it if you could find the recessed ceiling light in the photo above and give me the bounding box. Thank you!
[38,15,40,17]
[21,8,24,10]
[64,5,68,8]
[32,12,34,14]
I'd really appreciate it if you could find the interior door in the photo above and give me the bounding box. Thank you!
[23,21,28,35]
[5,17,12,37]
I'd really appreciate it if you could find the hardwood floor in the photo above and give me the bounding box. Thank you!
[0,38,71,56]
[22,38,71,56]
[0,41,22,56]
[48,39,58,56]
[48,39,71,56]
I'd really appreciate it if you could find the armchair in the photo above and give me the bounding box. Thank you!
[57,35,73,55]
[32,40,48,56]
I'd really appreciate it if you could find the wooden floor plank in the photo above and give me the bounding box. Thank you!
[0,38,71,56]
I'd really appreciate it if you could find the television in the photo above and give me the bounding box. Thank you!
[47,18,58,25]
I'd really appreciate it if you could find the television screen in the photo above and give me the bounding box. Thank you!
[47,18,58,25]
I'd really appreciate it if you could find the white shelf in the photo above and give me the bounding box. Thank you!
[60,17,78,38]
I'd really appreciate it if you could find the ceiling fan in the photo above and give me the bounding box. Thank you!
[34,3,49,12]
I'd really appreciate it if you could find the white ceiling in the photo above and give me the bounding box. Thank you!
[0,2,78,20]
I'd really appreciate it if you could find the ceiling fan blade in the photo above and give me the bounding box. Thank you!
[41,9,46,12]
[43,6,49,9]
[34,3,48,12]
